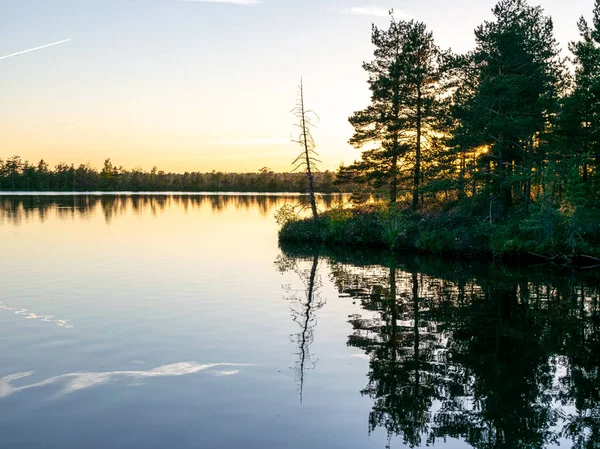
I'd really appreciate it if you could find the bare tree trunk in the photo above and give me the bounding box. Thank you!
[459,151,466,200]
[390,138,399,204]
[525,177,531,215]
[412,84,422,210]
[412,272,420,392]
[299,80,319,225]
[496,133,511,218]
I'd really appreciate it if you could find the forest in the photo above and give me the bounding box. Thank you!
[0,157,339,193]
[280,0,600,261]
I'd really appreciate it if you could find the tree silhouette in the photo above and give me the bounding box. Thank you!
[312,248,600,449]
[343,12,447,208]
[0,156,340,193]
[275,250,325,403]
[292,79,321,224]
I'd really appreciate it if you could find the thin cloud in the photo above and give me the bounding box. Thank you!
[177,0,262,5]
[342,6,410,19]
[0,39,71,61]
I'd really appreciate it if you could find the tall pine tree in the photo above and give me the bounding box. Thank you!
[343,12,446,209]
[561,0,600,200]
[465,0,563,217]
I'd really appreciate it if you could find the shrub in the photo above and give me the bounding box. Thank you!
[274,204,299,228]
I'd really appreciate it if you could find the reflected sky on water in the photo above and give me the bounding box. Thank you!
[0,194,598,449]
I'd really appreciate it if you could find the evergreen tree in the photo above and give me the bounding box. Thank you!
[344,13,446,208]
[464,0,564,217]
[443,53,488,201]
[561,0,600,199]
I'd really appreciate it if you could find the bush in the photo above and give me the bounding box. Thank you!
[322,207,385,246]
[278,219,323,243]
[274,204,299,228]
[378,205,412,249]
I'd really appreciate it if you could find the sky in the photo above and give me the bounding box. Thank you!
[0,0,596,173]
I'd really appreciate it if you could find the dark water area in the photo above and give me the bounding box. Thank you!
[0,194,598,449]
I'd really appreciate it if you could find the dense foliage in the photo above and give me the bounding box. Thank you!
[0,157,339,193]
[282,0,600,260]
[338,0,600,218]
[280,203,600,261]
[340,18,445,208]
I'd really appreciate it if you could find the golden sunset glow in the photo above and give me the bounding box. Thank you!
[0,0,591,172]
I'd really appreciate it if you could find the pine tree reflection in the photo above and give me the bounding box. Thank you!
[559,284,600,449]
[317,248,600,449]
[437,284,559,449]
[339,261,445,447]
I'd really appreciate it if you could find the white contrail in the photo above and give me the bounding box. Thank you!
[0,39,71,61]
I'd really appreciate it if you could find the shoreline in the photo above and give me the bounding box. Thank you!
[278,205,600,267]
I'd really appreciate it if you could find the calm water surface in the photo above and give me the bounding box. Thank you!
[0,194,598,449]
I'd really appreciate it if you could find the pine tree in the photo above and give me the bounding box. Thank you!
[345,12,446,209]
[465,0,563,217]
[562,0,600,198]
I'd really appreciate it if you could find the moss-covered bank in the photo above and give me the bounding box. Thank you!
[278,203,600,264]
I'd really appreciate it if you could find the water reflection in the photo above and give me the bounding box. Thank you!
[0,300,73,328]
[275,249,325,403]
[0,363,251,399]
[279,244,600,449]
[0,194,345,225]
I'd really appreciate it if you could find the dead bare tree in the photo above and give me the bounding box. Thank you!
[292,78,320,226]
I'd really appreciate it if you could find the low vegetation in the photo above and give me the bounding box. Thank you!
[279,200,600,264]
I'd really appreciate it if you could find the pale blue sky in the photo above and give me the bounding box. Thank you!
[0,0,595,172]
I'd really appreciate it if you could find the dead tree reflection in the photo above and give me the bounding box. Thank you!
[275,252,325,403]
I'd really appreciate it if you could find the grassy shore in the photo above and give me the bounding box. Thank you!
[278,201,600,265]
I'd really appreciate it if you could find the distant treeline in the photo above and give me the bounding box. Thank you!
[0,157,340,192]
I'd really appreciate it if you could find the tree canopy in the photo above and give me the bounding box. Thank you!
[339,0,599,228]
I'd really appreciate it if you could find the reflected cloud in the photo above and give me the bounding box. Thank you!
[347,353,370,360]
[0,301,73,328]
[0,362,251,399]
[213,370,240,376]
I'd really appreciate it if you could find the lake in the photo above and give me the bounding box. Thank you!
[0,194,598,449]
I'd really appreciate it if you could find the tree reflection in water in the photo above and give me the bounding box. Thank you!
[0,194,343,225]
[275,249,324,403]
[281,244,600,449]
